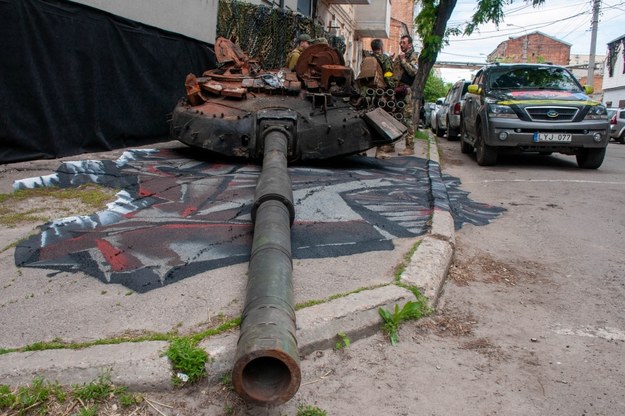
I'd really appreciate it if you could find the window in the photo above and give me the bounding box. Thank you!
[297,0,312,17]
[488,66,581,91]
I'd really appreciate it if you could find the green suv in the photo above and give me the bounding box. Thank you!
[460,63,609,168]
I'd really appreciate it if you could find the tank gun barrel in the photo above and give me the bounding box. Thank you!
[231,128,301,406]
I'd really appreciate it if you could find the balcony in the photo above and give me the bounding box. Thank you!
[354,0,390,38]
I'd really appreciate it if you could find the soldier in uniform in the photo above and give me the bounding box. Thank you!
[286,34,312,71]
[393,35,419,155]
[370,38,395,89]
[370,39,396,159]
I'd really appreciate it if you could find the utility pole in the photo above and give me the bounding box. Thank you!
[586,0,600,88]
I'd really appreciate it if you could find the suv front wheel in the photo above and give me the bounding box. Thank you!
[475,125,498,166]
[576,147,606,169]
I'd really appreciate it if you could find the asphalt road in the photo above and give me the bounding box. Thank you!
[426,137,625,415]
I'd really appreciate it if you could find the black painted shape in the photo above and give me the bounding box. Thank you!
[13,149,505,291]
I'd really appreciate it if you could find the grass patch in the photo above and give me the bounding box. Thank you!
[0,373,142,415]
[393,241,421,282]
[295,283,389,310]
[334,331,351,350]
[4,185,116,208]
[415,130,429,141]
[72,373,124,402]
[0,184,117,228]
[166,337,210,386]
[297,403,328,416]
[0,315,241,357]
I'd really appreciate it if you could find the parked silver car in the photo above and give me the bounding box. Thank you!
[430,97,445,135]
[609,108,625,143]
[434,92,451,138]
[422,102,437,128]
[445,80,471,139]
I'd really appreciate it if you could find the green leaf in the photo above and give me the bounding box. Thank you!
[379,307,392,323]
[389,330,398,347]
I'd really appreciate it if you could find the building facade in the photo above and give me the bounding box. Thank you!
[603,34,625,108]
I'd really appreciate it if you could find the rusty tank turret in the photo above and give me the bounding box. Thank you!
[170,37,407,406]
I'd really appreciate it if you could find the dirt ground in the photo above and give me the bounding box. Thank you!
[139,230,622,416]
[137,245,560,416]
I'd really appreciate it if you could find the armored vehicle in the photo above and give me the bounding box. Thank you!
[169,38,407,406]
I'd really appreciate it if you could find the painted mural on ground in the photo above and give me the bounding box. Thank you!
[13,148,504,292]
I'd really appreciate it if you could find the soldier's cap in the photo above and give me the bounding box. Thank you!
[312,37,328,45]
[298,34,312,42]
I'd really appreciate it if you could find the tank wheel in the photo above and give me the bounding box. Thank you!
[576,147,606,169]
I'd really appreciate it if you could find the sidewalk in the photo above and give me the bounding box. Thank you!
[0,134,454,391]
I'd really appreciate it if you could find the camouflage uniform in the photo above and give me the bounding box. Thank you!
[372,51,395,89]
[373,51,397,157]
[393,47,418,151]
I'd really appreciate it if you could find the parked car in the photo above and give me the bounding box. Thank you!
[460,63,610,168]
[430,97,445,134]
[609,108,625,143]
[434,91,451,138]
[445,80,471,139]
[422,102,437,128]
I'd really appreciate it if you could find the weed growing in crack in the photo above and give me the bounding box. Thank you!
[297,403,328,416]
[0,372,142,415]
[379,297,429,346]
[334,332,351,350]
[166,337,209,386]
[72,372,123,402]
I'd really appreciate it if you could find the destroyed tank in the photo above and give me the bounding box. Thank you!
[169,37,407,407]
[171,37,407,161]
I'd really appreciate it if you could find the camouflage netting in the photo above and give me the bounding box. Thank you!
[217,0,346,69]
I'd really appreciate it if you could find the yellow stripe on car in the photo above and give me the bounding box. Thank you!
[498,100,600,106]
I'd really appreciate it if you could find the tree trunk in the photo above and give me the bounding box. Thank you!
[411,0,458,133]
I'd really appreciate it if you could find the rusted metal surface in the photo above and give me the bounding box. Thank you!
[171,38,406,162]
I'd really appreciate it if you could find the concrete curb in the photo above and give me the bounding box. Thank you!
[0,135,454,391]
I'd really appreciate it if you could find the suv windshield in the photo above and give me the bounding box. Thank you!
[488,66,582,91]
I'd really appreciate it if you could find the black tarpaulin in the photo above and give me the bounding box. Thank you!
[0,0,216,163]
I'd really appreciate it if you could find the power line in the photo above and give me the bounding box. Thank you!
[447,9,591,42]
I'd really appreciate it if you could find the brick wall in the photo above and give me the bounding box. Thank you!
[361,0,413,58]
[577,74,604,93]
[490,32,570,65]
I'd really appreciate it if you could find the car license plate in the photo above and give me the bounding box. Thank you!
[533,132,572,142]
